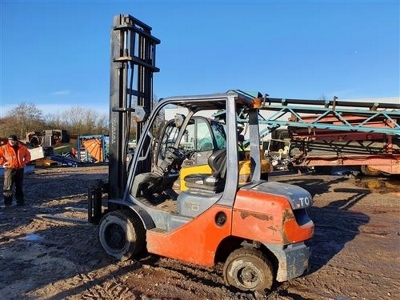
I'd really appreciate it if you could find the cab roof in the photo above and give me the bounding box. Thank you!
[159,90,261,113]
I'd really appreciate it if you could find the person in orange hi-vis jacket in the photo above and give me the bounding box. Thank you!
[0,135,31,207]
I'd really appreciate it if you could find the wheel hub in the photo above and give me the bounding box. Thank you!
[106,224,125,249]
[240,266,258,283]
[235,263,261,288]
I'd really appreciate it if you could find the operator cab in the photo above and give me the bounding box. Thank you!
[123,92,275,223]
[127,92,273,218]
[130,109,229,207]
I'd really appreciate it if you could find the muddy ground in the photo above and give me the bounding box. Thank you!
[0,165,399,300]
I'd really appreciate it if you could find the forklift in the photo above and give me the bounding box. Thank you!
[88,14,314,292]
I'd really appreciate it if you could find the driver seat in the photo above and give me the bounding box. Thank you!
[184,149,227,193]
[131,148,184,199]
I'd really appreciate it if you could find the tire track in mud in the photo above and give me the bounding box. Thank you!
[30,264,138,300]
[67,255,271,300]
[154,257,225,287]
[78,273,136,300]
[138,257,270,299]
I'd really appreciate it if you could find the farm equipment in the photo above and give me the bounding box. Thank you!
[254,97,400,175]
[88,14,314,292]
[27,129,70,147]
[25,129,82,167]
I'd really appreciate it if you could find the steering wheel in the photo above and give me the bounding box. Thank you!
[166,146,186,161]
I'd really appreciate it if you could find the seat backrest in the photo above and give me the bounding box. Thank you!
[208,148,227,179]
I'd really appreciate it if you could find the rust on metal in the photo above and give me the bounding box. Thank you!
[239,210,274,221]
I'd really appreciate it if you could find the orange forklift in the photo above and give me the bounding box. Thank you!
[88,14,314,292]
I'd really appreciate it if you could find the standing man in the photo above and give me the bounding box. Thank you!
[0,135,31,207]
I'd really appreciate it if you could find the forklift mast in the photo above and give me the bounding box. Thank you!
[109,14,160,199]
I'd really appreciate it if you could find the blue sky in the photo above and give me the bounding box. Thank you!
[1,0,399,118]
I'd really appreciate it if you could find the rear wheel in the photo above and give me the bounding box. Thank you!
[223,247,274,292]
[98,209,146,261]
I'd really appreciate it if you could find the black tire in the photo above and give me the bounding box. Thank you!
[223,247,274,292]
[98,209,146,261]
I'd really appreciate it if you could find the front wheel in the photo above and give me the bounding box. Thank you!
[223,247,274,292]
[98,209,146,261]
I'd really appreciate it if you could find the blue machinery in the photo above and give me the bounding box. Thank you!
[255,95,399,136]
[233,91,399,135]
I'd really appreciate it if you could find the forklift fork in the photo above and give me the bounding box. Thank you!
[88,180,106,224]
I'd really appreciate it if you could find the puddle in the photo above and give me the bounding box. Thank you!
[22,233,44,242]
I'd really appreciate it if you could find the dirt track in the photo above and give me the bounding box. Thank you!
[0,165,399,299]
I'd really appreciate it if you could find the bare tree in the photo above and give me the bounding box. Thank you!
[0,116,14,138]
[1,103,108,142]
[95,114,109,135]
[44,113,64,130]
[45,106,108,136]
[3,103,45,140]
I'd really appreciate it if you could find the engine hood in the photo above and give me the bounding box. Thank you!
[241,181,313,210]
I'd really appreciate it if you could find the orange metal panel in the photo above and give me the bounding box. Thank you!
[146,205,232,267]
[82,139,103,162]
[283,216,314,243]
[232,189,288,244]
[232,189,313,244]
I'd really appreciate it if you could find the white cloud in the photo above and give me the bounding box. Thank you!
[51,90,71,96]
